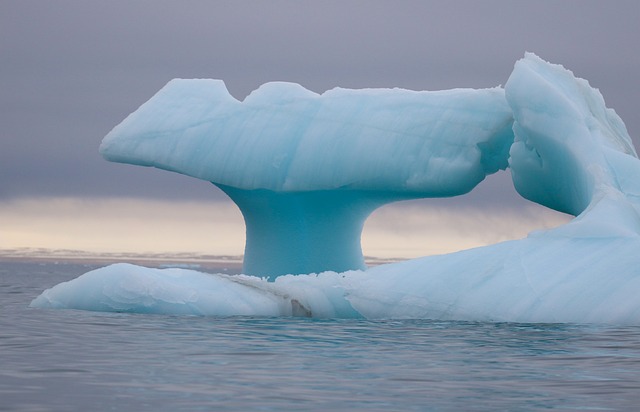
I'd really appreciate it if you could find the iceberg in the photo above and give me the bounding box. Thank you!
[100,81,514,277]
[32,54,640,324]
[347,54,640,324]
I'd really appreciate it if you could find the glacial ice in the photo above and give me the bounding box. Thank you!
[31,54,640,324]
[100,81,514,276]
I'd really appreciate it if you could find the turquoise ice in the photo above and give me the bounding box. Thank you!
[32,54,640,324]
[100,81,514,277]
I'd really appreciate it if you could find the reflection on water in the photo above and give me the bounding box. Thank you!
[2,262,640,411]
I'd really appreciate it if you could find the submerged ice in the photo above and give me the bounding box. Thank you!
[32,54,640,324]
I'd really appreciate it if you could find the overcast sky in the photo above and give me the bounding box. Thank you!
[1,1,639,257]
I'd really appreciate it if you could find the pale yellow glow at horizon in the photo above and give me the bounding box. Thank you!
[0,197,246,256]
[0,197,571,259]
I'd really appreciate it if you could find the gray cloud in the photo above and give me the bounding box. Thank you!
[1,0,638,206]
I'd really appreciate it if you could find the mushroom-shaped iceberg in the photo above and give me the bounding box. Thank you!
[100,81,514,277]
[34,54,640,323]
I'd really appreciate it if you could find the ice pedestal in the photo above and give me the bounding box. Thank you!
[218,185,391,277]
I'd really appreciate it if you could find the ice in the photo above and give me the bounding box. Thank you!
[100,81,512,193]
[30,263,363,319]
[100,81,513,276]
[507,53,638,217]
[32,54,640,324]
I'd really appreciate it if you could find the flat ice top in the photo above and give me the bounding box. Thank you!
[100,80,513,195]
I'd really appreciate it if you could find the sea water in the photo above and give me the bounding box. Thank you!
[2,262,640,411]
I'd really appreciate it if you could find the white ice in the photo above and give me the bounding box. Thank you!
[31,54,640,324]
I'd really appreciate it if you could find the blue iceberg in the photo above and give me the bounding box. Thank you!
[99,81,513,276]
[32,54,640,324]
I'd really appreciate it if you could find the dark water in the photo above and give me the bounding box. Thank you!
[2,261,640,411]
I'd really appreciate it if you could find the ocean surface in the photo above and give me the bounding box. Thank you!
[2,261,640,411]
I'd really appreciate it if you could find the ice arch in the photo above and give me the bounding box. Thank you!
[100,81,514,277]
[34,54,640,324]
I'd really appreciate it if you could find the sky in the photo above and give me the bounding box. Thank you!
[1,1,639,259]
